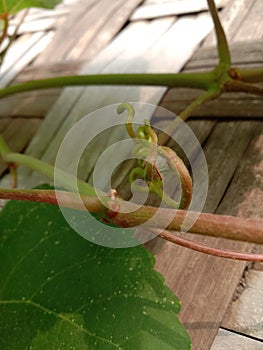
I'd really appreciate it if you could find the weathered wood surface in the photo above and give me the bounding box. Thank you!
[131,0,228,21]
[0,0,77,88]
[0,0,262,348]
[36,0,144,63]
[0,31,55,88]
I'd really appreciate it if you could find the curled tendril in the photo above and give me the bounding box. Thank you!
[117,102,137,139]
[117,102,193,210]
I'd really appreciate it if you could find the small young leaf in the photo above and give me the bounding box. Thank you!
[0,198,191,349]
[0,0,62,15]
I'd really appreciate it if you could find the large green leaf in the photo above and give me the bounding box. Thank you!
[0,197,191,349]
[0,0,62,15]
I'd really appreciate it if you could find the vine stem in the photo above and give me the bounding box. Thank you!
[0,72,213,98]
[155,229,263,262]
[0,187,263,245]
[158,88,221,145]
[237,67,263,83]
[0,188,103,212]
[0,137,97,196]
[207,0,231,67]
[1,188,262,262]
[223,80,263,97]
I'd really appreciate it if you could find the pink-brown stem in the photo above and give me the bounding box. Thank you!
[1,188,262,245]
[0,188,103,212]
[154,229,263,262]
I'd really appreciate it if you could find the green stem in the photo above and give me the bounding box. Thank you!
[0,72,214,98]
[0,134,96,195]
[1,151,96,196]
[207,0,231,67]
[158,88,221,144]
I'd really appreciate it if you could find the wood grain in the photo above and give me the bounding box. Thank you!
[131,0,228,21]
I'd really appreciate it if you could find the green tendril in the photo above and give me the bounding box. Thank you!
[117,102,193,210]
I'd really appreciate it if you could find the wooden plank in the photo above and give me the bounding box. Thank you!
[36,0,144,63]
[73,0,146,61]
[130,0,228,21]
[8,18,57,35]
[0,31,55,88]
[1,33,45,82]
[0,90,60,119]
[10,8,70,24]
[185,39,263,71]
[233,0,263,42]
[211,328,263,350]
[203,121,261,213]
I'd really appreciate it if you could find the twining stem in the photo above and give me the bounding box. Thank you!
[158,146,192,209]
